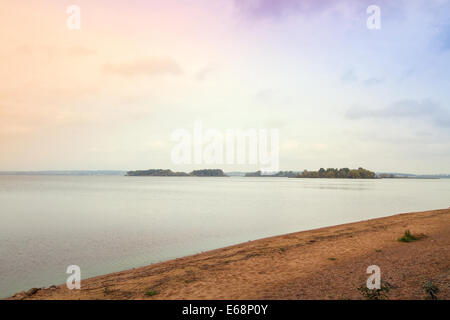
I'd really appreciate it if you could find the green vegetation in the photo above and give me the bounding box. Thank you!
[145,289,159,297]
[126,169,227,177]
[190,169,226,177]
[296,167,376,179]
[244,171,261,177]
[423,280,439,300]
[127,167,377,178]
[126,169,190,176]
[398,230,425,242]
[357,280,395,300]
[328,257,337,261]
[244,170,297,177]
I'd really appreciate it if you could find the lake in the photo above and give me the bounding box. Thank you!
[1,175,449,298]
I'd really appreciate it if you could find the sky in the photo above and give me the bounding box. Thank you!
[1,0,449,174]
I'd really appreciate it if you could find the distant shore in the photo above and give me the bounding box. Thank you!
[1,170,449,179]
[9,208,449,300]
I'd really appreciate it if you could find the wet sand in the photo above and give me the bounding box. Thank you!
[9,208,450,300]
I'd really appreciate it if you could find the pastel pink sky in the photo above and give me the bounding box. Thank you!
[1,0,449,173]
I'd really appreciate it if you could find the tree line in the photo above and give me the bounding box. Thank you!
[296,167,376,179]
[126,169,226,177]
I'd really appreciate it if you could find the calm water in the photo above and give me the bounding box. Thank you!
[1,175,449,298]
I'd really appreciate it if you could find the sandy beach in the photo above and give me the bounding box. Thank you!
[9,208,450,300]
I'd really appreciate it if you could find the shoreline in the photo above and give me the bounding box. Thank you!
[8,208,450,300]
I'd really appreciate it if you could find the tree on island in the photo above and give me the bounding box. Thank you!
[244,171,297,177]
[190,169,227,177]
[296,167,376,179]
[126,169,227,177]
[126,169,190,176]
[126,168,375,178]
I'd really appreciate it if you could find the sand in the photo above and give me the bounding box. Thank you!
[8,208,450,300]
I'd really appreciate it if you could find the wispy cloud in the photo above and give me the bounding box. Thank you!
[233,0,299,18]
[438,23,450,51]
[15,45,95,57]
[67,46,96,56]
[102,57,182,77]
[341,69,358,83]
[341,69,384,86]
[363,77,384,86]
[195,65,216,82]
[232,0,335,19]
[346,99,450,127]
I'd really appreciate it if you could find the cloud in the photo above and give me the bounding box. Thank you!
[232,0,336,19]
[234,0,302,18]
[341,69,358,83]
[15,45,95,57]
[102,57,183,77]
[363,77,384,86]
[346,99,450,127]
[341,68,385,86]
[255,89,274,101]
[195,65,216,82]
[67,46,96,56]
[438,24,450,51]
[399,68,415,81]
[429,1,450,51]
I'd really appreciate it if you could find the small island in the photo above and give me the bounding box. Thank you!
[126,169,190,177]
[295,167,376,179]
[126,169,227,177]
[190,169,227,177]
[244,171,297,177]
[126,168,376,178]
